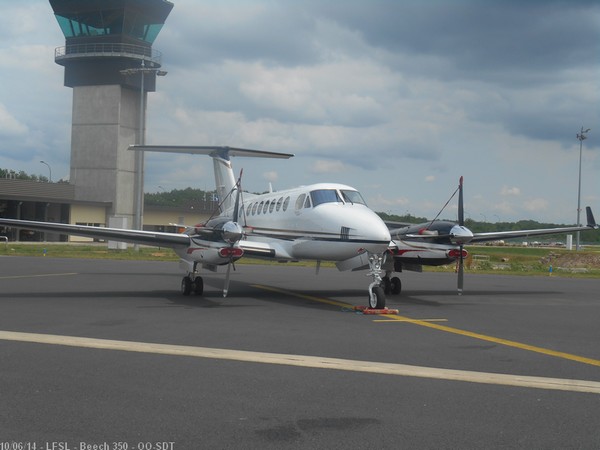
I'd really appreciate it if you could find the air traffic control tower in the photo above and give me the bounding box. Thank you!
[49,0,173,229]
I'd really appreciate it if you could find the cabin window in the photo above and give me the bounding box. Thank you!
[283,196,290,211]
[295,194,306,210]
[252,203,258,215]
[340,190,367,205]
[257,201,264,215]
[310,189,342,206]
[269,200,276,213]
[276,197,283,211]
[263,200,270,214]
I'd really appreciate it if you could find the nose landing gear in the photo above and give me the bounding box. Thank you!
[367,253,386,309]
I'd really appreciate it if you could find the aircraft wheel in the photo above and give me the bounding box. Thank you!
[381,276,391,295]
[181,276,192,296]
[368,286,386,309]
[193,277,204,295]
[391,277,401,295]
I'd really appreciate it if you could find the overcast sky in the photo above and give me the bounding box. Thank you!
[1,0,599,223]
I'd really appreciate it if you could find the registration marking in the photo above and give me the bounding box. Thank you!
[0,329,599,394]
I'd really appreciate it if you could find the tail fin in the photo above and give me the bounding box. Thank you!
[129,145,294,212]
[586,207,597,228]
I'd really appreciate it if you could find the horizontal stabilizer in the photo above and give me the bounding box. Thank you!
[129,145,294,160]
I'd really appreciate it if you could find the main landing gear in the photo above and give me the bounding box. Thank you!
[181,262,204,296]
[381,274,401,295]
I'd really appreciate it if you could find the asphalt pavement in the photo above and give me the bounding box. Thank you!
[1,256,599,449]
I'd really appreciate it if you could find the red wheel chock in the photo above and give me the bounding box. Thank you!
[353,306,399,315]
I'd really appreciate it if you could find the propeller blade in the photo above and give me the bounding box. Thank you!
[457,244,464,295]
[232,169,243,223]
[458,176,464,226]
[223,170,244,298]
[223,259,233,297]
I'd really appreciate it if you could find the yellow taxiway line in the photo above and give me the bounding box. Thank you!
[377,314,600,367]
[0,272,78,280]
[253,284,600,368]
[1,329,599,394]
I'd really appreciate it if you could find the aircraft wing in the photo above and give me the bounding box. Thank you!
[470,207,598,243]
[383,220,414,230]
[0,218,190,248]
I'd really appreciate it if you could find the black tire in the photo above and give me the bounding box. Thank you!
[181,276,192,296]
[368,286,386,309]
[391,276,401,295]
[193,277,204,295]
[381,276,391,295]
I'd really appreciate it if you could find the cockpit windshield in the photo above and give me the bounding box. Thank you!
[309,189,367,206]
[310,189,343,206]
[340,190,367,205]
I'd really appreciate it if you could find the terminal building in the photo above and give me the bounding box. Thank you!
[0,0,211,242]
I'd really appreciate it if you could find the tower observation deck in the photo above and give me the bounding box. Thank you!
[51,0,173,90]
[49,0,173,232]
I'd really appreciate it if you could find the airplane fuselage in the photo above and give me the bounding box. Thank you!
[221,182,392,262]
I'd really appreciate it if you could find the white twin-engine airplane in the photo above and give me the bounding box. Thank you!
[0,146,597,309]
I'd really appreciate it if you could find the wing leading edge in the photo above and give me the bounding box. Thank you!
[0,218,190,248]
[470,207,597,243]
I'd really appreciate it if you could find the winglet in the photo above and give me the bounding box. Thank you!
[586,207,597,228]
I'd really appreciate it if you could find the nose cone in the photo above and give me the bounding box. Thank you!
[450,225,473,245]
[332,205,391,245]
[364,210,392,243]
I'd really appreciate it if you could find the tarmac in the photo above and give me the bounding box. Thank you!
[1,255,599,449]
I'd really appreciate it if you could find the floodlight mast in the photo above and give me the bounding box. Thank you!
[40,160,52,182]
[120,61,167,247]
[575,126,590,251]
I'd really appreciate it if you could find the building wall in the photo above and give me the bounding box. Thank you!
[143,209,210,231]
[70,84,140,225]
[70,204,108,226]
[69,203,110,242]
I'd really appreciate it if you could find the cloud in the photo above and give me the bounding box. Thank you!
[1,0,599,224]
[522,198,549,214]
[501,186,521,196]
[370,193,410,209]
[310,160,348,173]
[0,104,28,136]
[262,171,279,182]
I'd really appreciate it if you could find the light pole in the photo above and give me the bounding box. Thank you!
[120,61,167,236]
[575,127,590,251]
[40,160,52,182]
